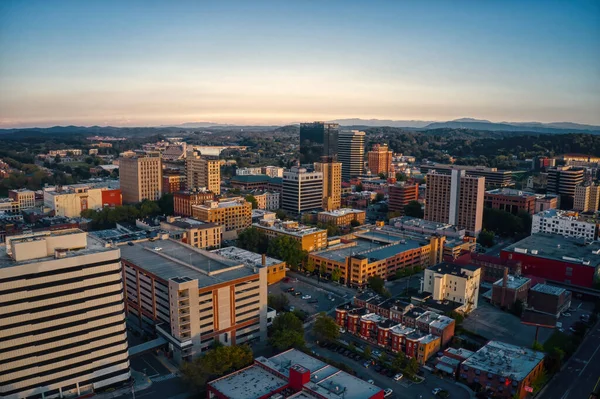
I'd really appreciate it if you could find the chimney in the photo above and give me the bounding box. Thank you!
[501,267,508,307]
[262,253,266,266]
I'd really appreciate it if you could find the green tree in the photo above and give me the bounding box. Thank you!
[313,312,340,343]
[395,172,408,182]
[403,357,419,377]
[532,341,544,351]
[478,229,495,247]
[404,200,423,218]
[272,312,303,332]
[268,293,289,312]
[139,199,161,217]
[54,154,61,163]
[157,193,174,215]
[391,351,406,372]
[245,194,258,209]
[267,236,307,270]
[378,172,387,179]
[275,209,288,220]
[270,312,305,350]
[305,258,316,273]
[367,275,390,297]
[379,352,388,364]
[363,345,372,359]
[374,192,385,203]
[331,266,342,282]
[237,227,269,253]
[355,183,363,192]
[85,157,94,164]
[319,262,327,277]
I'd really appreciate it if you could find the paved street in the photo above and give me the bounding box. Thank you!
[541,320,600,399]
[269,278,347,314]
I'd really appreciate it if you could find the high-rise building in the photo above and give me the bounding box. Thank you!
[424,170,485,235]
[299,122,339,164]
[388,182,419,215]
[573,184,600,212]
[420,164,513,188]
[314,157,342,211]
[186,151,221,195]
[0,230,130,399]
[119,152,162,203]
[367,144,393,176]
[338,130,365,180]
[282,167,324,214]
[547,166,584,209]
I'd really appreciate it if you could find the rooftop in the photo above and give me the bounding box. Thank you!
[318,209,365,217]
[212,246,283,267]
[390,324,415,336]
[162,217,216,230]
[254,219,326,237]
[485,188,537,197]
[231,174,271,183]
[503,233,600,267]
[493,275,531,290]
[119,239,256,288]
[389,216,465,236]
[445,347,475,359]
[419,334,440,345]
[429,315,455,330]
[427,262,480,276]
[462,341,545,381]
[361,313,385,323]
[530,283,566,296]
[208,365,288,399]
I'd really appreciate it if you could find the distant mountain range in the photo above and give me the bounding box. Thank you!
[329,118,600,134]
[2,118,600,135]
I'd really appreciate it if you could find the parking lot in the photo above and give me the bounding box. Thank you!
[268,278,346,314]
[463,297,595,347]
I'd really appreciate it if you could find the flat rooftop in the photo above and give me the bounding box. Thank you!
[163,218,217,230]
[390,216,464,233]
[254,221,325,237]
[503,233,600,267]
[259,350,328,376]
[428,262,480,276]
[119,239,255,288]
[445,347,475,359]
[304,370,383,399]
[462,341,545,381]
[319,209,365,217]
[212,246,283,267]
[208,365,288,399]
[313,240,379,262]
[91,227,156,243]
[530,283,566,296]
[493,275,531,289]
[485,188,536,197]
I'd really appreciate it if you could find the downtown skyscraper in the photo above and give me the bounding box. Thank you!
[338,130,365,180]
[299,122,339,164]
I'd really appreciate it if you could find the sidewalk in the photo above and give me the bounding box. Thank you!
[87,370,152,399]
[155,353,180,375]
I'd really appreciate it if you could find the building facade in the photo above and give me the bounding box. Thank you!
[254,218,327,252]
[338,130,365,180]
[0,230,130,399]
[173,190,215,217]
[314,157,342,211]
[317,208,366,226]
[420,164,513,188]
[388,183,419,215]
[212,247,286,285]
[8,189,36,210]
[120,239,268,362]
[547,166,584,209]
[573,184,600,212]
[191,198,252,240]
[281,167,323,214]
[162,174,186,194]
[484,188,538,215]
[490,273,531,309]
[421,262,481,313]
[44,186,122,217]
[299,121,340,164]
[186,151,221,194]
[367,144,393,176]
[531,209,597,240]
[119,152,163,203]
[160,216,223,249]
[425,170,485,235]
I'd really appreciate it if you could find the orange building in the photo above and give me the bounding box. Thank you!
[368,144,393,176]
[388,183,419,214]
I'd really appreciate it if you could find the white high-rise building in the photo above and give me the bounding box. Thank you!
[532,209,597,240]
[282,167,323,214]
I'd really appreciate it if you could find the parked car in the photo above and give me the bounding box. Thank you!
[286,287,295,292]
[393,373,403,381]
[289,306,295,311]
[432,388,443,395]
[301,294,312,300]
[363,361,371,368]
[563,312,571,317]
[384,388,393,397]
[339,327,346,333]
[293,291,302,296]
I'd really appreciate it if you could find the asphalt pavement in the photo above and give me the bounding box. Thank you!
[541,320,600,399]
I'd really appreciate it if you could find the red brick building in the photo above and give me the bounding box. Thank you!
[173,190,215,217]
[484,188,538,215]
[388,183,419,214]
[490,273,531,309]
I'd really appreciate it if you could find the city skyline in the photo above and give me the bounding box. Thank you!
[1,0,599,128]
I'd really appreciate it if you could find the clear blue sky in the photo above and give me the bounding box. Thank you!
[0,0,598,127]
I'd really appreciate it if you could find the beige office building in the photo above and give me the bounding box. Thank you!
[120,239,268,363]
[574,184,600,212]
[192,198,252,240]
[367,144,393,176]
[425,170,485,235]
[314,158,342,211]
[186,151,221,195]
[119,152,163,203]
[422,262,482,313]
[160,216,223,249]
[0,230,130,399]
[8,189,36,210]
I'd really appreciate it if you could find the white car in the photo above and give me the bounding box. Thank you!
[393,373,403,381]
[367,379,374,385]
[301,295,312,300]
[384,388,393,397]
[432,388,443,395]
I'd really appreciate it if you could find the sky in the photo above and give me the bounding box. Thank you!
[0,0,599,128]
